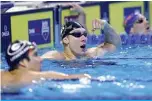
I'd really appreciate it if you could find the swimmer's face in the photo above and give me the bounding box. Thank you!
[27,49,42,71]
[64,28,87,55]
[132,14,150,34]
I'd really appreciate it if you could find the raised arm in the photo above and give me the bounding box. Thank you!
[93,19,121,48]
[87,19,121,57]
[69,4,88,32]
[103,21,121,47]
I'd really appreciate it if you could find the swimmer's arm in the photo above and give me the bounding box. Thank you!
[94,20,121,54]
[87,20,121,57]
[77,11,88,31]
[35,71,91,80]
[102,21,121,48]
[74,5,88,33]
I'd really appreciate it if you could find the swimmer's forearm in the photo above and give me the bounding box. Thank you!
[103,22,121,47]
[39,71,90,80]
[65,74,91,79]
[77,13,89,33]
[77,13,86,27]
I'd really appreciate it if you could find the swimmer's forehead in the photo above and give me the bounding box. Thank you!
[70,28,86,33]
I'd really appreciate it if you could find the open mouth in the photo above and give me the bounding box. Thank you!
[80,44,86,49]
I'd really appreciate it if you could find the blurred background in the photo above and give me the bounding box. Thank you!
[1,1,152,52]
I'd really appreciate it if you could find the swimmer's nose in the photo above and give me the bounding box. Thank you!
[81,37,87,43]
[81,35,87,41]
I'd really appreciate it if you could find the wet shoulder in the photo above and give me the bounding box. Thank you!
[85,47,98,58]
[86,46,105,58]
[41,50,65,60]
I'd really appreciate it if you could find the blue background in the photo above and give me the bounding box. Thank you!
[28,18,51,45]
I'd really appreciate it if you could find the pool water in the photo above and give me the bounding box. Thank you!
[1,45,152,100]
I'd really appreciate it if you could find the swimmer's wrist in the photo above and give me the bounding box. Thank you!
[101,20,107,30]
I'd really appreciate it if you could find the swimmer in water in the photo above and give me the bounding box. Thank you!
[41,19,121,60]
[1,40,90,93]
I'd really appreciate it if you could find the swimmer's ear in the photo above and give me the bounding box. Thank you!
[18,59,28,68]
[62,37,69,44]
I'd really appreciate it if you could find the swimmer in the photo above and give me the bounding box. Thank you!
[1,40,90,92]
[123,13,151,34]
[41,19,121,60]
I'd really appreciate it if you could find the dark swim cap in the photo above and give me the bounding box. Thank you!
[5,40,37,71]
[61,21,84,39]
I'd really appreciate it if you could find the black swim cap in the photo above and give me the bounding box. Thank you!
[61,21,84,39]
[5,40,37,71]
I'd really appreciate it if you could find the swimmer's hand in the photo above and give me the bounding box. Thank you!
[67,3,85,14]
[92,19,107,32]
[68,73,91,79]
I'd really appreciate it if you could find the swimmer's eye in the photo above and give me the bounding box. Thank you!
[69,32,87,38]
[135,18,144,24]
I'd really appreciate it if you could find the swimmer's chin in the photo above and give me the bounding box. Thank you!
[79,51,86,56]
